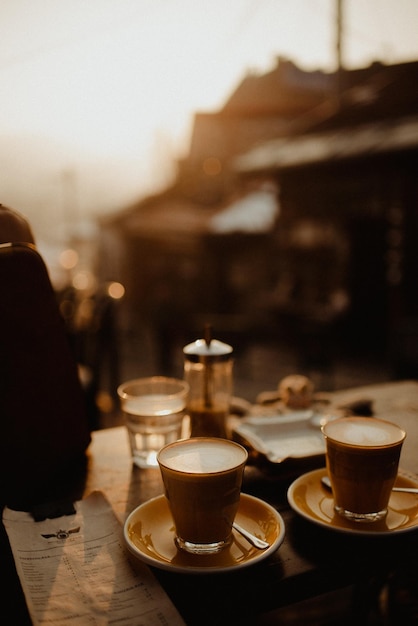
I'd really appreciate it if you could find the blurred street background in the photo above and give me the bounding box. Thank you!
[1,1,418,429]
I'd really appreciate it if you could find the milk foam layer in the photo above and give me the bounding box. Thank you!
[158,439,247,473]
[324,417,405,447]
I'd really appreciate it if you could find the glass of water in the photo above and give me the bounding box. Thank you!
[117,376,189,468]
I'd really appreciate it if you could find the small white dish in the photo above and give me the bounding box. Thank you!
[124,493,285,574]
[232,410,338,466]
[287,468,418,536]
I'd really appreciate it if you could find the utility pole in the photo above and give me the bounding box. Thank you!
[336,0,344,104]
[61,168,78,241]
[336,0,343,71]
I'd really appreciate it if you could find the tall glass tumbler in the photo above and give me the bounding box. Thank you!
[118,376,189,468]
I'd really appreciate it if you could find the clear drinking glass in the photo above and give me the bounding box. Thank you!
[157,437,248,554]
[322,417,406,522]
[117,376,189,468]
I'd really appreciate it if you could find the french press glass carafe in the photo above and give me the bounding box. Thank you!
[183,327,233,438]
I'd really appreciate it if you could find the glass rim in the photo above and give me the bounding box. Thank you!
[157,437,248,474]
[321,416,406,448]
[117,376,189,400]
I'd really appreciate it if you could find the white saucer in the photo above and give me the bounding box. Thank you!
[287,468,418,536]
[124,493,285,574]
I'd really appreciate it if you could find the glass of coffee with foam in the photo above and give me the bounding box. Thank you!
[322,417,406,522]
[157,437,247,553]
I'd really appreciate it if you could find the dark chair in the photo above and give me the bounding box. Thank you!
[0,241,91,508]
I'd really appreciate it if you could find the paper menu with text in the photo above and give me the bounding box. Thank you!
[3,491,185,626]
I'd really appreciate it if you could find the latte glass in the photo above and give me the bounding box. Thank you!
[157,437,247,553]
[322,417,406,522]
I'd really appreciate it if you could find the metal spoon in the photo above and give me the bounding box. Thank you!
[232,522,270,550]
[321,475,418,494]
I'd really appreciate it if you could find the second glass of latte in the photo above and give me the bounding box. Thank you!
[322,416,406,522]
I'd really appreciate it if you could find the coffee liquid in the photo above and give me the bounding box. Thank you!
[158,439,247,545]
[323,417,406,520]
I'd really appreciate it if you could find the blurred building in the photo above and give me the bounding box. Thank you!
[177,58,334,204]
[235,59,418,376]
[98,58,418,377]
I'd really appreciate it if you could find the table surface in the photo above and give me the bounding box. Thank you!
[3,380,418,624]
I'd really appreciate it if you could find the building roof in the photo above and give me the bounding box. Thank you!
[234,114,418,173]
[222,57,333,116]
[234,61,418,173]
[210,183,279,234]
[102,184,279,238]
[316,60,418,130]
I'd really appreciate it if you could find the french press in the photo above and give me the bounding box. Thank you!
[183,326,233,438]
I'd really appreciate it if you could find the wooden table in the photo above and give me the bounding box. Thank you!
[2,380,418,624]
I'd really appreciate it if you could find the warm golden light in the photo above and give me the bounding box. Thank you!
[2,1,418,232]
[107,281,125,300]
[72,270,95,292]
[59,248,79,270]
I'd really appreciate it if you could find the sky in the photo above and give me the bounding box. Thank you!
[1,0,418,245]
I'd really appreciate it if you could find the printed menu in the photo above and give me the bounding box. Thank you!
[3,491,185,625]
